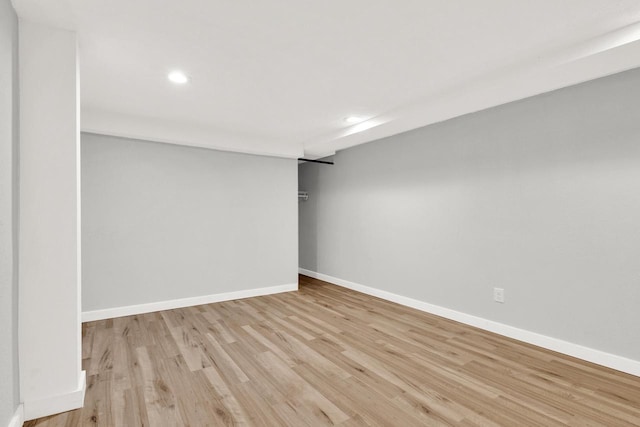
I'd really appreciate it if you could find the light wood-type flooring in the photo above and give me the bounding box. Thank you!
[27,275,640,426]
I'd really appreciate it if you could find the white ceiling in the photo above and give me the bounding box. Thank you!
[12,0,640,158]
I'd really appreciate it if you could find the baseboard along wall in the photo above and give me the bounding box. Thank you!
[299,268,640,378]
[81,283,299,322]
[7,405,24,427]
[22,371,86,422]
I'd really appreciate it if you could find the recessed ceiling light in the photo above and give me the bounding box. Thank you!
[168,70,189,84]
[344,116,366,124]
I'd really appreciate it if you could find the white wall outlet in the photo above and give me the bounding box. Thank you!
[493,287,505,303]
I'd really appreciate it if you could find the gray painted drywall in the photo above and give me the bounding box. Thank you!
[0,0,20,423]
[299,67,640,361]
[82,133,298,311]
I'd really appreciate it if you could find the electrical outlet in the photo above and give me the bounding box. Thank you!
[493,287,505,303]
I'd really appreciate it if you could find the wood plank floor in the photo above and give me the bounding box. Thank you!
[27,275,640,426]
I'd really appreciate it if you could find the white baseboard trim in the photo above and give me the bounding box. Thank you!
[298,268,318,278]
[82,283,299,322]
[23,370,86,421]
[299,268,640,378]
[7,404,24,427]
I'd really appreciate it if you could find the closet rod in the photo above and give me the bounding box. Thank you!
[298,158,334,165]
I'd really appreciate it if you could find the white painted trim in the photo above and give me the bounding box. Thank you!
[298,268,318,278]
[299,269,640,378]
[82,284,299,322]
[7,405,24,427]
[23,370,86,421]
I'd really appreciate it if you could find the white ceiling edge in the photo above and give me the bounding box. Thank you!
[82,109,303,159]
[81,21,640,161]
[303,22,640,158]
[11,0,76,30]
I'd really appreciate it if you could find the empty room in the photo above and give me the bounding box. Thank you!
[2,0,640,426]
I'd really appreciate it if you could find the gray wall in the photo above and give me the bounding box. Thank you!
[82,133,298,312]
[299,67,640,361]
[0,0,20,423]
